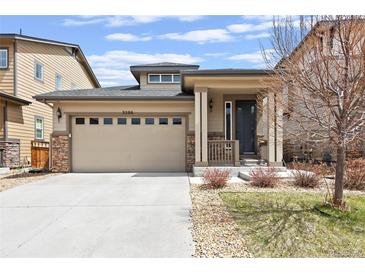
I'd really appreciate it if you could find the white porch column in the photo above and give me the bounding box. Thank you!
[267,91,276,165]
[194,87,208,166]
[276,91,283,163]
[201,89,208,164]
[267,91,283,166]
[194,90,201,164]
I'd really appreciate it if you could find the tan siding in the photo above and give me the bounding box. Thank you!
[7,40,96,165]
[140,73,181,91]
[0,39,14,94]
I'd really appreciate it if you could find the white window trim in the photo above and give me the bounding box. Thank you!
[34,61,44,81]
[148,73,180,84]
[224,101,233,140]
[55,73,62,90]
[0,48,8,69]
[35,116,44,140]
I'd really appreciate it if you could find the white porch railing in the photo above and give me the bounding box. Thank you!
[207,140,240,166]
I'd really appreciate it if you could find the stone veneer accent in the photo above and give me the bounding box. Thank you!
[0,140,20,168]
[51,135,69,172]
[186,132,225,172]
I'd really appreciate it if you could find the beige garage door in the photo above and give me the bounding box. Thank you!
[71,115,186,172]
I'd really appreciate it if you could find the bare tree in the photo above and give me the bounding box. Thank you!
[263,16,365,207]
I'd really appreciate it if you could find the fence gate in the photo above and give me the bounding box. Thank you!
[31,141,49,169]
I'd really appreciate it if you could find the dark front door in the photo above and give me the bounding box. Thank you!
[236,101,256,155]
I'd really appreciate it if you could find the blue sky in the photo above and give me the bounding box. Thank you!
[0,15,276,86]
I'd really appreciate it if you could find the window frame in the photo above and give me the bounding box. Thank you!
[89,117,99,125]
[103,117,113,125]
[172,117,182,125]
[55,73,62,90]
[224,101,233,141]
[34,60,44,82]
[34,116,44,140]
[131,117,141,125]
[117,117,127,125]
[0,48,9,69]
[148,73,180,84]
[159,117,169,125]
[145,117,155,125]
[75,117,85,125]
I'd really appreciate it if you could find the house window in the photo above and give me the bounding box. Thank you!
[35,117,44,140]
[148,74,180,83]
[145,118,154,125]
[225,101,232,140]
[104,118,113,125]
[89,118,99,125]
[131,118,140,125]
[159,118,168,125]
[173,74,180,83]
[55,74,62,90]
[34,62,43,81]
[0,49,8,69]
[148,74,160,83]
[173,117,182,125]
[117,117,127,125]
[75,118,85,125]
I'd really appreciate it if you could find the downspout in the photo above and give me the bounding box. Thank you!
[274,94,277,162]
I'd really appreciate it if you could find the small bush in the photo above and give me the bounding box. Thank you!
[202,168,231,189]
[344,159,365,191]
[250,168,279,188]
[292,170,321,188]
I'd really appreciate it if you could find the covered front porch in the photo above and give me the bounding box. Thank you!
[181,69,283,171]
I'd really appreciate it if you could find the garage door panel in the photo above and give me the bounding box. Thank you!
[71,116,185,172]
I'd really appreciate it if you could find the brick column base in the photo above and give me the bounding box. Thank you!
[51,135,69,172]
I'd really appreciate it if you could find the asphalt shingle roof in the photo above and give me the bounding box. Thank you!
[34,85,194,101]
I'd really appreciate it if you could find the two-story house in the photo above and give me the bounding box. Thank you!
[0,34,100,168]
[35,62,283,174]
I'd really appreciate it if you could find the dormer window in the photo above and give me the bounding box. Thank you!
[148,74,180,83]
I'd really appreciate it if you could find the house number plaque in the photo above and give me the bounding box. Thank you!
[121,110,134,114]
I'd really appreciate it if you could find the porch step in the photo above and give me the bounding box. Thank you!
[240,158,267,166]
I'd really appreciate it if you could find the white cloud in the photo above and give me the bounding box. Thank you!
[227,21,273,33]
[177,16,205,22]
[227,52,264,63]
[241,15,273,21]
[88,50,203,86]
[204,52,228,57]
[105,33,152,42]
[244,32,271,40]
[62,15,204,27]
[159,29,233,44]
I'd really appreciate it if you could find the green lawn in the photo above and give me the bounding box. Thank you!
[220,192,365,257]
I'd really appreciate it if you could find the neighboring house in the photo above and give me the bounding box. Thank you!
[0,34,100,168]
[276,21,365,162]
[35,62,283,172]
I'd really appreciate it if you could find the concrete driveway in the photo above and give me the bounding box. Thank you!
[0,173,193,257]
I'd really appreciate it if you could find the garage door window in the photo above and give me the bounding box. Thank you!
[173,117,182,125]
[90,118,99,125]
[132,118,140,125]
[104,118,113,125]
[117,117,127,125]
[159,118,168,125]
[75,118,85,125]
[145,118,154,125]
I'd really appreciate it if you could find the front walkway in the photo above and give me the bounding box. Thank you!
[0,173,193,257]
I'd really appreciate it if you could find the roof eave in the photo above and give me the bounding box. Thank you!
[34,96,194,102]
